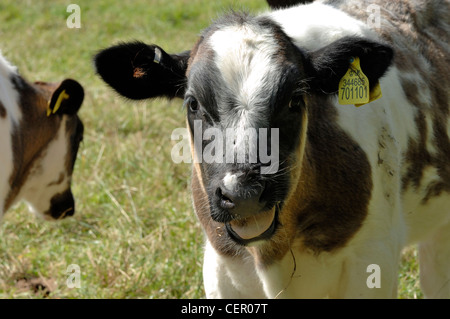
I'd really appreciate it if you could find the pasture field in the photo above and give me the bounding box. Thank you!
[0,0,422,298]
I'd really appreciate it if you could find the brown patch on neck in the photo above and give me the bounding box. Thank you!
[4,76,61,211]
[253,98,373,267]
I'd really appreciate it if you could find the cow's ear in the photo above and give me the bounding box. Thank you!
[94,41,190,100]
[305,36,394,94]
[47,79,84,117]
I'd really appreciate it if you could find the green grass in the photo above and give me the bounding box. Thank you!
[0,0,421,299]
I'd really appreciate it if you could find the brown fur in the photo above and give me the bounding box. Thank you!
[271,97,372,259]
[4,78,63,212]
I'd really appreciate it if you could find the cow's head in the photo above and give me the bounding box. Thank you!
[94,11,392,245]
[6,74,84,220]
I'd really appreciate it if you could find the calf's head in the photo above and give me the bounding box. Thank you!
[95,11,392,245]
[6,76,84,220]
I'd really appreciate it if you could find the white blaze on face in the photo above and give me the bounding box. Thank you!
[209,24,281,152]
[20,119,71,218]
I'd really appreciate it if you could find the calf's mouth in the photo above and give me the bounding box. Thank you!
[225,204,279,245]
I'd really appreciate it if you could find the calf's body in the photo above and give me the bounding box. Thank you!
[95,0,450,298]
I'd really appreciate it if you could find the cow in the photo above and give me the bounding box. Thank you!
[0,52,84,222]
[94,0,450,298]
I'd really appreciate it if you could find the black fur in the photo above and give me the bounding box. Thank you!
[49,79,84,115]
[305,36,394,95]
[94,41,190,100]
[48,189,75,219]
[266,0,315,9]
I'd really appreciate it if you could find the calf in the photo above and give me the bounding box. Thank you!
[94,0,449,298]
[0,52,84,221]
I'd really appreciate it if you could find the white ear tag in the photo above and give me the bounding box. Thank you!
[153,47,162,64]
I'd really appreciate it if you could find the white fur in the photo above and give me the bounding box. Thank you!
[203,241,266,298]
[17,120,71,219]
[0,53,21,122]
[418,221,450,298]
[0,53,19,217]
[205,236,401,298]
[209,24,277,153]
[210,25,279,116]
[267,3,379,51]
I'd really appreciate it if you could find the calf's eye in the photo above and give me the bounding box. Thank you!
[288,95,305,113]
[184,96,199,113]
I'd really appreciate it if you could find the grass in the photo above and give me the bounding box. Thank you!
[0,0,421,299]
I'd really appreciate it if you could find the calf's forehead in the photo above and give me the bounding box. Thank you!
[188,22,289,129]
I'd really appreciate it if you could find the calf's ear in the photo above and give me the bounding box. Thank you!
[47,79,84,116]
[305,36,394,95]
[94,41,190,100]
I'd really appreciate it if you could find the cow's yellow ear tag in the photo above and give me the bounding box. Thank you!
[338,57,370,106]
[47,89,70,117]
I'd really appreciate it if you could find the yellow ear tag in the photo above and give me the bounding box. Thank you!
[47,89,70,117]
[338,57,370,106]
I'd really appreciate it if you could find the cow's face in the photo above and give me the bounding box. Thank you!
[94,11,392,245]
[10,78,84,220]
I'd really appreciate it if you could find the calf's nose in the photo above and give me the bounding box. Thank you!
[216,182,266,220]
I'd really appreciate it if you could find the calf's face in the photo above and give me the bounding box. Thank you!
[94,11,393,245]
[8,78,84,220]
[184,18,309,244]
